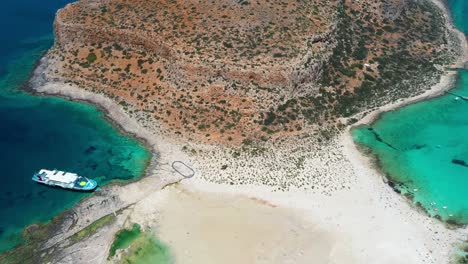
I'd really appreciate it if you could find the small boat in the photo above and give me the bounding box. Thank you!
[32,169,97,191]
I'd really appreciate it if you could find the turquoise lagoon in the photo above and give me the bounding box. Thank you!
[447,0,468,34]
[353,0,468,224]
[353,71,468,223]
[0,0,151,252]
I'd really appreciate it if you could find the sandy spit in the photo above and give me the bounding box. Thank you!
[25,0,468,263]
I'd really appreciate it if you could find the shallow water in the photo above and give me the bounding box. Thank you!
[447,0,468,34]
[109,224,142,257]
[115,231,173,264]
[353,70,468,224]
[109,224,172,264]
[353,0,468,225]
[0,0,151,252]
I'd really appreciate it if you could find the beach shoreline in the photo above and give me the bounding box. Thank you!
[351,0,468,127]
[348,0,468,226]
[1,55,190,261]
[6,0,467,262]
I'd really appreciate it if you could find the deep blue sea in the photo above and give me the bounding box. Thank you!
[353,0,468,224]
[0,0,151,251]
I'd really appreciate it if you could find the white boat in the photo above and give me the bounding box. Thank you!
[32,169,97,191]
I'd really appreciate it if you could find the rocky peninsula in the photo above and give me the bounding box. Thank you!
[2,0,468,263]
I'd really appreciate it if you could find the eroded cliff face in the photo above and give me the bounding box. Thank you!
[46,0,456,144]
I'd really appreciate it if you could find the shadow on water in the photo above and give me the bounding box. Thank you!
[452,159,468,168]
[31,182,98,193]
[367,127,399,150]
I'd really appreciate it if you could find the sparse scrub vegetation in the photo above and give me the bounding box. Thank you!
[48,0,457,145]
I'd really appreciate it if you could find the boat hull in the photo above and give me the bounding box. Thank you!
[32,173,98,191]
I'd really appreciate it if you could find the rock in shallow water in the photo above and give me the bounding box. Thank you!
[452,159,468,167]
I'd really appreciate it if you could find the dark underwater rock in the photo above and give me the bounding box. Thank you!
[369,127,398,150]
[84,145,97,154]
[452,159,468,167]
[412,144,426,150]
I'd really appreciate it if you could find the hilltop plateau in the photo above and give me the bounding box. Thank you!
[4,0,467,263]
[45,0,459,144]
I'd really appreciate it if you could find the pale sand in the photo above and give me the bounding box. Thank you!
[129,185,352,264]
[29,0,468,263]
[171,131,467,264]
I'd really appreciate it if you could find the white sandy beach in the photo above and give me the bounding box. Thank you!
[34,74,468,264]
[140,132,466,264]
[29,0,468,263]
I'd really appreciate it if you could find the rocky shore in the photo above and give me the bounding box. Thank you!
[351,0,468,127]
[2,0,467,263]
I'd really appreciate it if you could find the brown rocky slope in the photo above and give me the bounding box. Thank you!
[45,0,459,144]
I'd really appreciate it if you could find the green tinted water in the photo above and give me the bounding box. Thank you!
[353,70,468,223]
[109,225,173,264]
[447,0,468,34]
[109,224,142,257]
[0,0,152,252]
[353,0,468,225]
[118,234,173,264]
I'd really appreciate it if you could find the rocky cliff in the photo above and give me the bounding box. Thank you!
[46,0,458,144]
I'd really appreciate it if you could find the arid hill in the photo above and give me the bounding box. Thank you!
[46,0,457,144]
